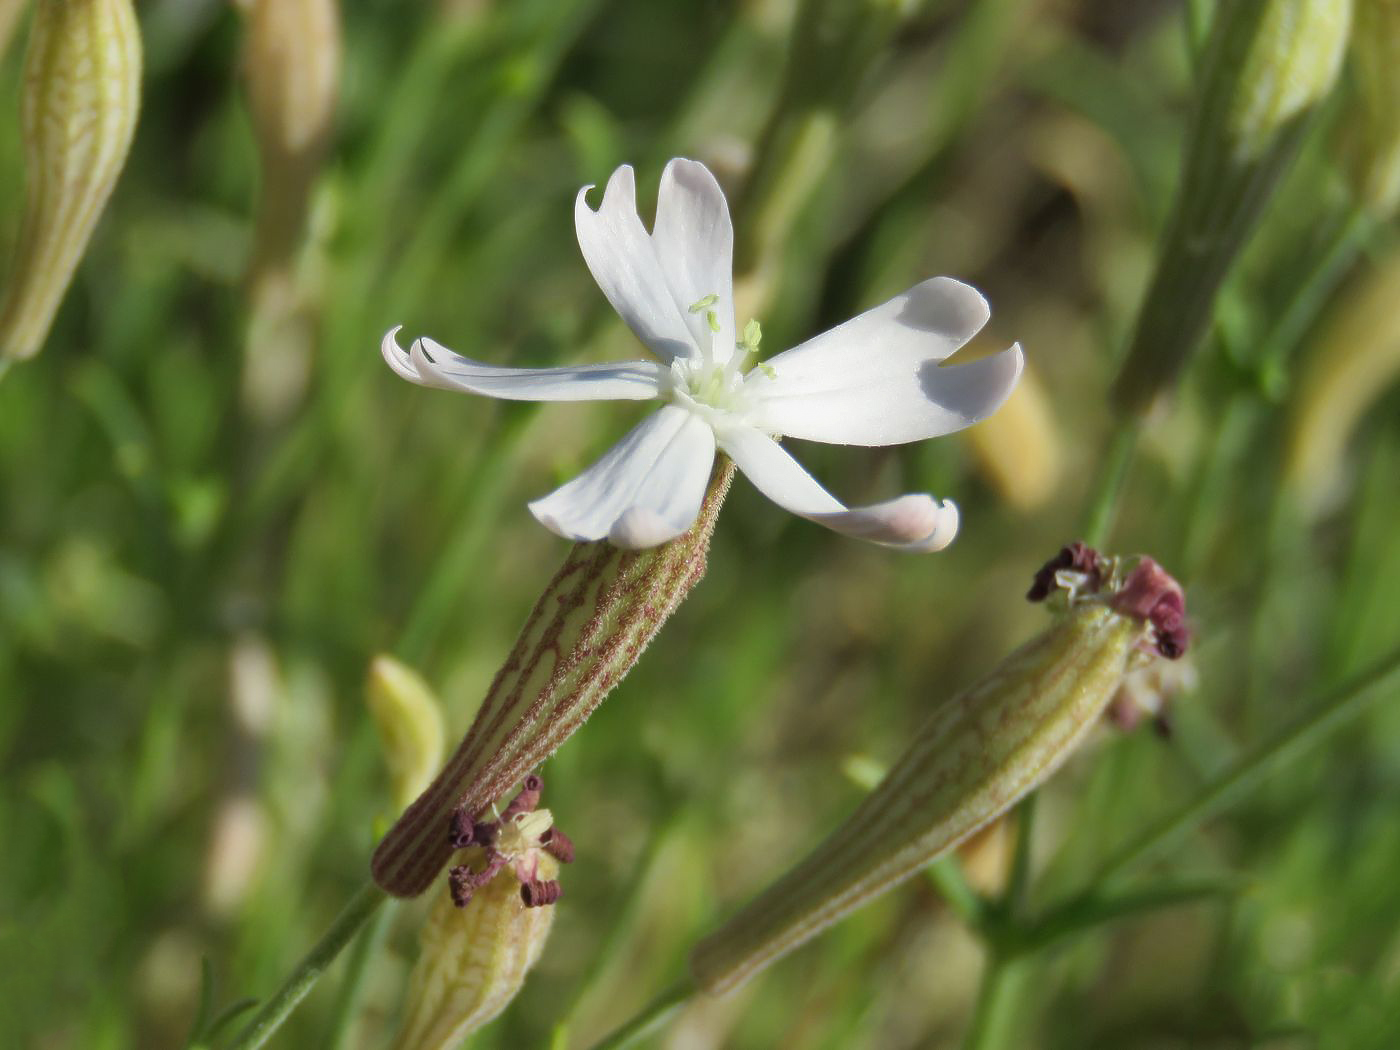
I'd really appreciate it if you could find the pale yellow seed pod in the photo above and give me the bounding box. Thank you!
[367,656,447,813]
[0,0,141,367]
[1344,0,1400,215]
[962,364,1061,512]
[1284,250,1400,515]
[1229,0,1351,159]
[393,852,559,1050]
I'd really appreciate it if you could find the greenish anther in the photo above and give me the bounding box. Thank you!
[687,293,718,313]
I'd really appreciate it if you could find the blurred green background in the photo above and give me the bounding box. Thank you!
[2,0,1400,1047]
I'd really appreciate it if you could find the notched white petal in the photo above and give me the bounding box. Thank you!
[652,158,736,360]
[754,278,1012,446]
[528,406,716,546]
[717,425,960,552]
[575,166,695,362]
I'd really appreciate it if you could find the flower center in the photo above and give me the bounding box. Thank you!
[669,295,769,427]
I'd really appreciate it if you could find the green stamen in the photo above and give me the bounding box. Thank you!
[688,293,718,313]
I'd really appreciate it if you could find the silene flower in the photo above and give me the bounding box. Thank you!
[382,158,1023,551]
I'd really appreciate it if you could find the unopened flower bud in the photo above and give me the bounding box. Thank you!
[393,850,560,1050]
[367,655,446,813]
[240,0,340,269]
[1112,0,1351,414]
[690,545,1188,994]
[963,366,1062,512]
[1230,0,1351,159]
[0,0,141,368]
[1343,1,1400,216]
[1284,250,1400,515]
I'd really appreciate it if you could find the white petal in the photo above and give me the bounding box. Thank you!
[528,406,717,547]
[753,278,1021,446]
[651,158,736,363]
[718,426,959,551]
[381,328,667,401]
[575,166,696,362]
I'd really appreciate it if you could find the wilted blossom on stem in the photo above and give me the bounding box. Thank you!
[690,543,1189,994]
[383,157,1023,551]
[392,779,569,1050]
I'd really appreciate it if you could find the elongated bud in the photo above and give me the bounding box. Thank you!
[1111,0,1351,414]
[392,851,560,1050]
[0,0,141,368]
[1283,250,1400,515]
[690,546,1188,994]
[238,0,340,420]
[1229,0,1351,159]
[241,0,339,270]
[372,460,736,897]
[963,365,1061,512]
[1343,1,1400,216]
[367,655,447,813]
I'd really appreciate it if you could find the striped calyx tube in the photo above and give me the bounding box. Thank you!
[372,459,736,897]
[690,543,1188,994]
[0,0,141,366]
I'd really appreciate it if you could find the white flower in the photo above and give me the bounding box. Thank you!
[382,158,1024,551]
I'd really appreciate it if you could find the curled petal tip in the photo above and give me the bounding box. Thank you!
[905,498,958,552]
[381,325,421,382]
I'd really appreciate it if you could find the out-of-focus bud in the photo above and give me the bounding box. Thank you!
[393,776,570,1049]
[963,364,1061,512]
[691,544,1189,994]
[367,656,447,813]
[0,1,27,60]
[240,0,339,270]
[1283,251,1400,516]
[1343,1,1400,216]
[1111,0,1351,415]
[238,0,340,421]
[0,0,141,369]
[1229,0,1351,159]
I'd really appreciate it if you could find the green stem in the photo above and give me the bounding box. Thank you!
[961,952,1022,1050]
[225,881,388,1050]
[1254,205,1370,371]
[1094,643,1400,884]
[588,978,695,1050]
[1080,422,1139,548]
[926,856,985,929]
[1003,793,1037,916]
[326,900,398,1050]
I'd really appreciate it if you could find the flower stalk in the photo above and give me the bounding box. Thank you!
[371,459,736,897]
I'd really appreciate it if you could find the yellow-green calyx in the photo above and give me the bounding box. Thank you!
[690,543,1188,994]
[0,0,142,367]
